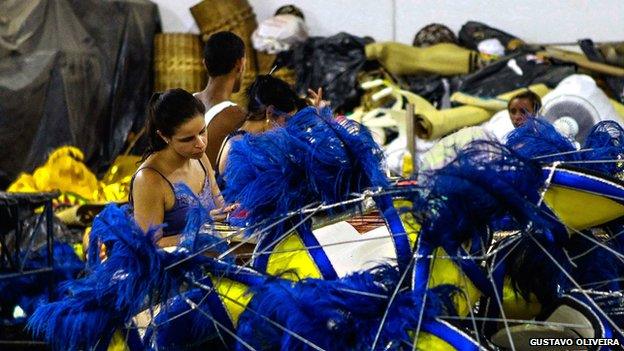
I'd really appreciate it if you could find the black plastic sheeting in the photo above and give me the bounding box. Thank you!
[0,0,159,186]
[455,53,577,98]
[285,32,376,113]
[579,39,624,103]
[399,74,447,107]
[458,21,522,53]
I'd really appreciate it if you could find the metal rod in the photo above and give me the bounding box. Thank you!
[0,267,54,280]
[405,103,416,176]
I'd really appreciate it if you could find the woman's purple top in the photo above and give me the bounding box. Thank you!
[129,160,217,236]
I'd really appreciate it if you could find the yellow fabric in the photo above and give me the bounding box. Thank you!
[450,84,551,111]
[388,199,481,318]
[501,277,542,320]
[428,247,481,317]
[8,147,99,199]
[414,85,554,140]
[417,104,491,140]
[393,198,420,248]
[211,276,254,327]
[7,146,138,207]
[73,243,84,261]
[365,42,477,76]
[410,331,458,351]
[611,99,624,119]
[106,330,130,351]
[401,153,414,178]
[266,232,322,281]
[378,87,488,140]
[544,184,624,230]
[99,154,141,201]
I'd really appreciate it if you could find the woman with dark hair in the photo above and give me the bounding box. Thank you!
[215,75,306,178]
[130,88,235,247]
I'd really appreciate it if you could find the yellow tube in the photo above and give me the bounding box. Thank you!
[366,42,478,76]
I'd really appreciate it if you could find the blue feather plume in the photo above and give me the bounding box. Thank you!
[505,118,577,163]
[583,120,624,176]
[413,140,554,252]
[143,287,223,350]
[506,118,624,177]
[223,107,387,238]
[236,265,456,351]
[28,200,223,350]
[0,242,84,321]
[28,205,162,350]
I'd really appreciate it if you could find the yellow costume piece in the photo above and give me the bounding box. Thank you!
[266,231,323,281]
[414,85,550,140]
[501,277,542,320]
[428,247,482,317]
[415,333,458,351]
[365,42,479,76]
[450,84,551,111]
[8,146,99,200]
[212,276,255,327]
[393,198,420,248]
[544,183,624,231]
[7,146,139,207]
[106,330,131,351]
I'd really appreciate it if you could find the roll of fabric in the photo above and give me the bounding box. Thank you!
[365,42,479,76]
[416,84,550,139]
[450,84,551,111]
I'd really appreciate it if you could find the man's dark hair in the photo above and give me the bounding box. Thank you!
[203,31,245,77]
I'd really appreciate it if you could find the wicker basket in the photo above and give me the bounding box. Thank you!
[153,33,206,92]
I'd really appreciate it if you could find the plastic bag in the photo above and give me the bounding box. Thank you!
[458,21,524,53]
[0,0,159,183]
[455,54,576,98]
[287,32,374,112]
[252,14,308,54]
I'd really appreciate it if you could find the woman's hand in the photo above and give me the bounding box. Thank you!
[307,88,330,109]
[210,203,240,221]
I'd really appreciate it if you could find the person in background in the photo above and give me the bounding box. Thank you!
[194,31,247,170]
[130,89,236,247]
[508,90,542,128]
[215,75,306,183]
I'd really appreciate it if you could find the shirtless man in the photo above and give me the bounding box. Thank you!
[194,31,247,170]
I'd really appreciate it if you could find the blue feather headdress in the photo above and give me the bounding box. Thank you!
[506,118,624,177]
[0,242,84,322]
[223,107,388,235]
[28,187,226,350]
[506,117,578,164]
[413,140,551,252]
[236,264,457,351]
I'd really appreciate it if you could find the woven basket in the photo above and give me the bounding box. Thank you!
[154,33,206,92]
[191,0,261,105]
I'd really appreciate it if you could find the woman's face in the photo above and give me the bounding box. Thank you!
[509,98,536,128]
[168,114,207,159]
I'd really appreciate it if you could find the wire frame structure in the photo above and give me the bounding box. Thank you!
[0,191,58,348]
[22,115,624,350]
